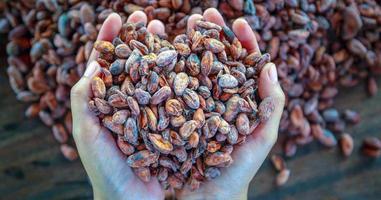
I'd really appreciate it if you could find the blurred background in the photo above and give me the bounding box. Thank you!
[1,0,381,199]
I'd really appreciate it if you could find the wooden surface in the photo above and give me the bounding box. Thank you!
[0,42,381,200]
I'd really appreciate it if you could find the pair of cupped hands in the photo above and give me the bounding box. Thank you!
[71,8,285,200]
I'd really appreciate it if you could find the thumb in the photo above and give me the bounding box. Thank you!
[70,61,101,139]
[255,62,286,146]
[71,61,100,102]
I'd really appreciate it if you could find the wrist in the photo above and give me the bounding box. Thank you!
[93,184,164,200]
[94,187,121,200]
[94,190,107,200]
[179,185,248,200]
[93,186,123,200]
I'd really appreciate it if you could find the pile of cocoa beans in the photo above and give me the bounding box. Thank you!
[1,0,380,186]
[88,20,272,189]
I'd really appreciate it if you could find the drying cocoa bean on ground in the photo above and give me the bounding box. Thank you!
[1,0,381,187]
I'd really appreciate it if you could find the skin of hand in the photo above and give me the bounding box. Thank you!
[71,11,166,200]
[71,8,285,200]
[175,8,285,200]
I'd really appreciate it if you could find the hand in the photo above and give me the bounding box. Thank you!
[175,8,285,200]
[70,12,167,200]
[71,8,285,200]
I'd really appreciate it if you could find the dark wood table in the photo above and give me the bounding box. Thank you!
[0,42,380,200]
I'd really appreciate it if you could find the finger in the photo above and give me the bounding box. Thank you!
[97,13,123,41]
[203,8,226,26]
[127,11,147,26]
[88,13,122,64]
[254,62,285,146]
[71,61,101,138]
[232,18,261,54]
[147,19,165,35]
[187,14,203,30]
[88,50,98,66]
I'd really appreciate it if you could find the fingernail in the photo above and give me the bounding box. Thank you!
[240,18,248,24]
[84,61,98,77]
[268,63,278,83]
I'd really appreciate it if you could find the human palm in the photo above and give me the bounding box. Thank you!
[71,9,285,200]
